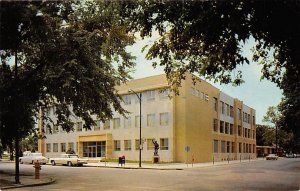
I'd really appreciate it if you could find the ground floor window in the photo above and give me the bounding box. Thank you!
[46,143,51,152]
[124,140,132,151]
[221,141,225,153]
[61,143,66,152]
[83,141,106,157]
[213,140,218,153]
[114,140,121,151]
[53,143,58,152]
[160,138,169,150]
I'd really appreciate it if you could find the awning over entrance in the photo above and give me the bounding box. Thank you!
[78,133,112,159]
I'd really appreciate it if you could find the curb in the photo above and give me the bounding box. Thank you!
[1,177,56,190]
[83,164,183,170]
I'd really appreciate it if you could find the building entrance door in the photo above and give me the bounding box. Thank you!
[83,141,106,158]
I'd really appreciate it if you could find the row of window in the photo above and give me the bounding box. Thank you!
[45,112,170,134]
[46,142,75,153]
[190,87,209,101]
[113,138,169,151]
[213,119,255,139]
[219,101,234,117]
[213,140,256,154]
[123,89,170,105]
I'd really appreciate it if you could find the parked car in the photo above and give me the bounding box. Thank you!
[286,153,297,158]
[19,152,48,164]
[49,154,88,167]
[266,154,278,160]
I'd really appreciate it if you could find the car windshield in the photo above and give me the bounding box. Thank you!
[69,155,79,158]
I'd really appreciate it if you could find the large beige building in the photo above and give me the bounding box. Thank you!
[38,74,256,163]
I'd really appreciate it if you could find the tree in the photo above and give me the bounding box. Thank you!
[256,124,275,147]
[123,1,300,140]
[0,1,135,183]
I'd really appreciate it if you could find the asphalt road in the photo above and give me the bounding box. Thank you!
[1,158,299,191]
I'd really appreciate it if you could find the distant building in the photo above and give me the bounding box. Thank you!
[38,73,256,163]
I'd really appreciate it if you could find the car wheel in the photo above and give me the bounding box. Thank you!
[51,160,56,166]
[67,161,72,167]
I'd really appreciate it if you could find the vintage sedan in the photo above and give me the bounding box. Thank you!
[266,154,278,160]
[49,154,88,167]
[19,152,48,164]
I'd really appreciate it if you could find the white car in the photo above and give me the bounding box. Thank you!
[19,152,48,164]
[266,154,278,160]
[49,154,88,167]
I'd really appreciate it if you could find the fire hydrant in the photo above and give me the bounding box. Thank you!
[33,161,41,179]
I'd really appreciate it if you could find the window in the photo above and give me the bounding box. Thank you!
[45,125,51,134]
[230,124,233,135]
[253,130,255,139]
[213,97,218,111]
[68,142,74,152]
[53,143,58,152]
[239,143,242,153]
[123,95,131,105]
[160,138,169,150]
[220,121,224,133]
[135,115,142,128]
[94,120,101,131]
[221,101,225,114]
[205,94,209,101]
[159,113,169,126]
[195,89,199,97]
[238,108,242,120]
[135,139,140,150]
[124,116,131,128]
[124,140,131,151]
[247,114,250,123]
[61,143,66,152]
[147,114,155,127]
[253,116,255,125]
[103,120,110,130]
[190,88,195,96]
[225,122,229,134]
[226,104,230,116]
[146,90,155,101]
[200,92,204,99]
[213,119,218,132]
[238,125,242,136]
[113,118,120,129]
[147,139,155,150]
[159,89,170,99]
[53,125,59,133]
[230,106,234,117]
[213,140,218,153]
[221,141,225,153]
[227,142,230,153]
[77,122,82,132]
[232,142,235,153]
[114,140,121,151]
[46,143,51,152]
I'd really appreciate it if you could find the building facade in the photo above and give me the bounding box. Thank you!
[38,74,256,163]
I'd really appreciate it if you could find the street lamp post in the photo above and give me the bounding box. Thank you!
[128,89,142,167]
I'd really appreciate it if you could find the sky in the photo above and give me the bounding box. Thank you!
[126,34,283,125]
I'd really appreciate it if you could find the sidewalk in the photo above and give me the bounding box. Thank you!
[0,158,265,189]
[84,158,265,170]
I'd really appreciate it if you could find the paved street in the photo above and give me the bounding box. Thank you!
[1,158,299,191]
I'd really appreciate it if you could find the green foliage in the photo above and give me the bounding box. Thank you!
[256,124,275,146]
[125,1,300,141]
[0,1,135,147]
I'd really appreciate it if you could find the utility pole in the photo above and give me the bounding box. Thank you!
[14,49,20,184]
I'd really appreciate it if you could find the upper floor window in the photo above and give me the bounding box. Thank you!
[94,120,101,131]
[123,95,131,105]
[230,106,234,117]
[53,125,59,133]
[159,113,169,126]
[103,120,110,130]
[220,101,225,114]
[213,97,218,111]
[159,89,170,99]
[146,90,155,101]
[124,116,131,128]
[213,119,218,132]
[147,114,155,127]
[76,122,82,132]
[113,118,120,129]
[253,116,255,125]
[237,108,242,120]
